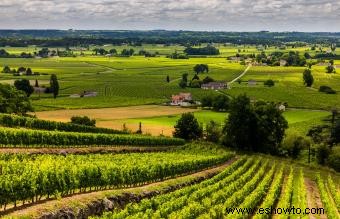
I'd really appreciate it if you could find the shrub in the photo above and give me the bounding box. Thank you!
[319,85,336,94]
[205,120,222,143]
[264,79,275,87]
[326,65,335,73]
[201,95,213,108]
[212,95,230,111]
[316,144,331,165]
[303,68,314,87]
[14,79,34,97]
[202,76,214,84]
[71,116,96,127]
[282,133,310,159]
[327,147,340,172]
[190,79,202,88]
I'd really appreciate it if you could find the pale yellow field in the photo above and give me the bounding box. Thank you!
[33,105,198,135]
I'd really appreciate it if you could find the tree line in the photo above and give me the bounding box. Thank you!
[0,30,339,47]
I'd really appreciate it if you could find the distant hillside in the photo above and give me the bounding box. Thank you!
[0,30,339,47]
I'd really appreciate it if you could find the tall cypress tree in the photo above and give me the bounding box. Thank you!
[50,74,59,99]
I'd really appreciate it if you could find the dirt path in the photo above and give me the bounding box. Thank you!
[5,158,237,218]
[305,178,327,219]
[229,64,251,85]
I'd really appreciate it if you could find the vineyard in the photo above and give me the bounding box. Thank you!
[0,127,185,147]
[92,156,340,219]
[0,148,234,210]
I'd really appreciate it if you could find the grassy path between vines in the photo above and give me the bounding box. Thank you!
[0,146,179,155]
[4,157,238,219]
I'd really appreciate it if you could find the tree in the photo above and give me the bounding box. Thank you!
[38,48,50,57]
[71,116,96,127]
[0,49,10,57]
[331,120,340,144]
[264,79,275,87]
[222,95,288,154]
[326,65,335,73]
[179,80,187,88]
[212,95,230,111]
[0,84,33,114]
[179,73,188,88]
[252,101,288,153]
[331,44,336,52]
[50,74,59,99]
[34,79,39,87]
[2,66,11,73]
[222,95,257,151]
[14,79,34,97]
[303,68,314,87]
[304,52,311,59]
[205,120,222,143]
[192,74,200,81]
[190,79,202,88]
[26,68,33,75]
[93,48,108,55]
[282,133,310,159]
[121,49,134,56]
[316,144,331,165]
[17,67,26,73]
[193,64,209,74]
[202,76,214,84]
[109,48,117,54]
[166,75,170,83]
[173,113,203,140]
[201,95,213,108]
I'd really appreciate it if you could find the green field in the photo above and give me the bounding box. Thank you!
[0,56,244,110]
[0,45,339,111]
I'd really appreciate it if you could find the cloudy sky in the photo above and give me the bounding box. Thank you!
[0,0,339,31]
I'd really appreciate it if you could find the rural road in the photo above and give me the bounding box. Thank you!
[229,64,251,85]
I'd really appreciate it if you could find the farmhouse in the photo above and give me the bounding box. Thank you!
[278,104,286,111]
[83,91,98,97]
[318,62,330,66]
[70,91,98,98]
[252,62,267,66]
[248,80,257,86]
[228,57,241,62]
[201,82,226,90]
[171,93,192,106]
[34,87,47,93]
[280,60,287,66]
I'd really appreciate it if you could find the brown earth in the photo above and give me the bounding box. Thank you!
[305,178,327,219]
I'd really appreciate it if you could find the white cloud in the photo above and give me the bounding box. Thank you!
[0,0,339,31]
